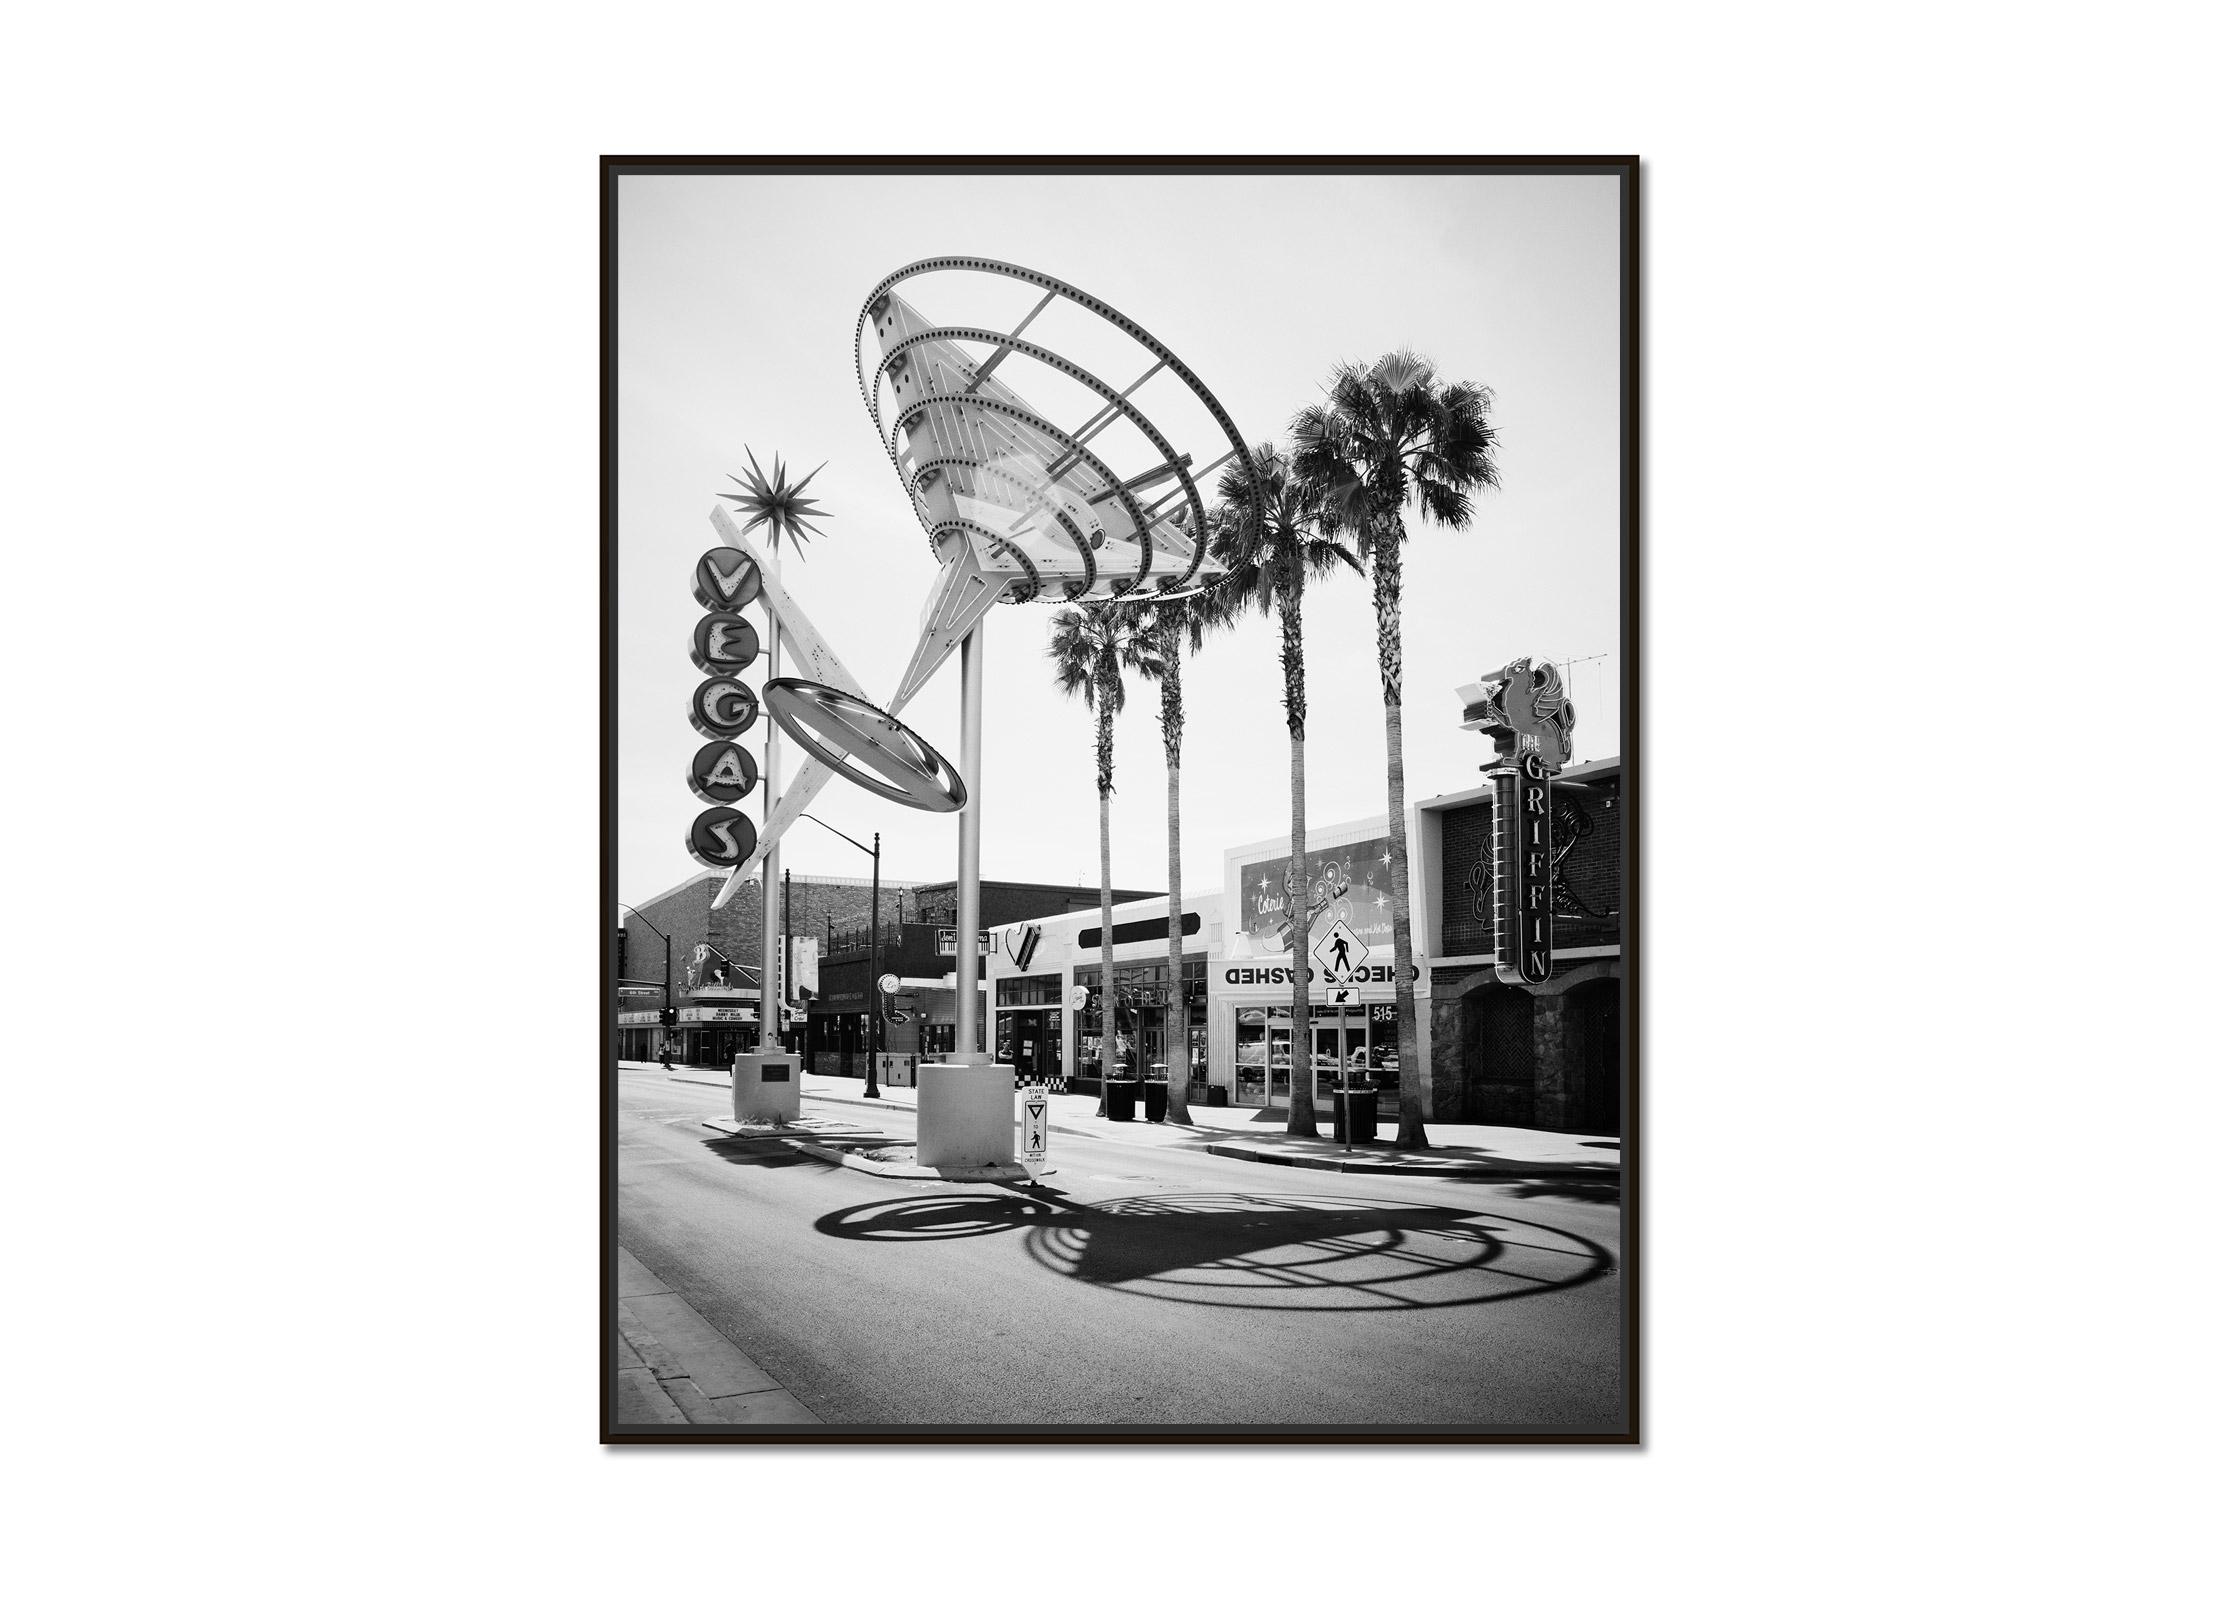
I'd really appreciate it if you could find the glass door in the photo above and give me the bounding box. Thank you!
[1138,1010,1167,1082]
[1266,1010,1294,1109]
[1233,1007,1269,1106]
[1311,1012,1369,1108]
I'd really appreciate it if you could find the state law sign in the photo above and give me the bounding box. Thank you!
[1021,1086,1050,1179]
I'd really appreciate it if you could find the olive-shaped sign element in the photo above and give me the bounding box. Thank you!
[689,676,759,739]
[689,612,761,676]
[688,740,759,805]
[761,678,968,812]
[686,806,759,869]
[693,546,762,612]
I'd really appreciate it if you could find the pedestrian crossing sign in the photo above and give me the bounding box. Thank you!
[1312,917,1365,982]
[1021,1086,1049,1177]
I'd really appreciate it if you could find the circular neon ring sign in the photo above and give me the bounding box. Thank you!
[761,678,967,813]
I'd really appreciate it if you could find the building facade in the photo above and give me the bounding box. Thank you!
[1413,756,1623,1131]
[976,891,1223,1096]
[616,867,915,1068]
[969,766,1624,1129]
[799,879,1157,1077]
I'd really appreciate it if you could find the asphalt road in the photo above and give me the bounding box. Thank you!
[617,1069,1627,1429]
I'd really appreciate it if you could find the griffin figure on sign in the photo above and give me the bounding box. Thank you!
[1459,656,1576,770]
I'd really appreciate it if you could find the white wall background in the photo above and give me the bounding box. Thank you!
[7,3,2231,1597]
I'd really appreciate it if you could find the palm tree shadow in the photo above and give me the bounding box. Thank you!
[1443,1163,1620,1204]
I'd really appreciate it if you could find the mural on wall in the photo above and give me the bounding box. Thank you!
[1236,835,1401,958]
[1466,790,1611,926]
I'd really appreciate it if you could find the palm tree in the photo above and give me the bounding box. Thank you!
[1210,445,1364,1137]
[1292,353,1499,1151]
[1118,587,1232,1126]
[1047,603,1157,1114]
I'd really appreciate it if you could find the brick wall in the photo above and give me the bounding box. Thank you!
[620,871,906,1003]
[1438,774,1622,958]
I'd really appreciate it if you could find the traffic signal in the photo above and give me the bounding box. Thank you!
[660,1008,678,1027]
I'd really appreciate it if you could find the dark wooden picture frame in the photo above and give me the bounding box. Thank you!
[602,155,1640,1443]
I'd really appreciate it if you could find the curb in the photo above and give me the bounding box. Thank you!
[783,1137,1036,1184]
[658,1080,1608,1177]
[1205,1141,1493,1177]
[614,1246,822,1430]
[698,1117,1037,1183]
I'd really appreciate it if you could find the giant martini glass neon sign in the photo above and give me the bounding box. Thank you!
[702,258,1261,1008]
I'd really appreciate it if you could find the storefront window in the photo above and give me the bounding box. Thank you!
[1366,1002,1401,1107]
[996,973,1063,1008]
[1073,957,1203,1082]
[994,1007,1063,1080]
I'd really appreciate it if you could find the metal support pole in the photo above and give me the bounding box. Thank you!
[1342,1000,1354,1154]
[865,832,882,1097]
[954,620,984,1056]
[620,904,674,1067]
[761,553,784,1053]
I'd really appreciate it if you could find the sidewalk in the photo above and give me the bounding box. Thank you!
[628,1062,1620,1181]
[613,1245,820,1429]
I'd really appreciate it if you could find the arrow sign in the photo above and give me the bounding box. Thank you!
[1329,987,1359,1007]
[1311,917,1365,982]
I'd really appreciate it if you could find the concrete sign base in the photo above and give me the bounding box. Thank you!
[731,1052,802,1124]
[915,1056,1013,1168]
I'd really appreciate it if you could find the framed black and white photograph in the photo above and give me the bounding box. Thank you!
[603,156,1639,1441]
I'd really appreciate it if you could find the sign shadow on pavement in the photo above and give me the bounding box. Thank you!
[810,1189,1612,1313]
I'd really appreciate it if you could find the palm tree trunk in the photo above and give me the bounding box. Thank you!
[1372,516,1430,1150]
[1281,578,1317,1138]
[1163,749,1192,1125]
[1287,730,1317,1136]
[1098,702,1117,1117]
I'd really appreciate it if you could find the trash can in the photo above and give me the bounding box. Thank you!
[1143,1081,1168,1122]
[1105,1080,1139,1121]
[1204,1085,1229,1108]
[1331,1089,1379,1143]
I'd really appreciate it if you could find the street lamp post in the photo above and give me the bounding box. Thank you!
[802,813,881,1098]
[617,902,674,1067]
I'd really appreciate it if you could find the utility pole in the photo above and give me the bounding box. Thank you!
[618,903,675,1067]
[801,813,884,1098]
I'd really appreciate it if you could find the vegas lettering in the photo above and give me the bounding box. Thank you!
[685,549,764,868]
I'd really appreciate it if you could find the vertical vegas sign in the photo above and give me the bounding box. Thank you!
[1460,657,1579,988]
[685,547,763,869]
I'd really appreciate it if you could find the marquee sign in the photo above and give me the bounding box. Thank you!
[1459,658,1575,986]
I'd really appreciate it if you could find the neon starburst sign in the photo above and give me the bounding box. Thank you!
[719,447,831,559]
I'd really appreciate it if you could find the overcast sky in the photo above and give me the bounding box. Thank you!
[618,171,1621,909]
